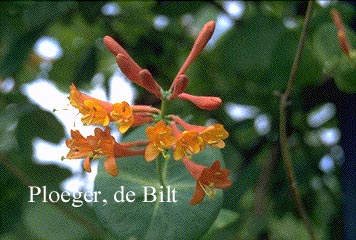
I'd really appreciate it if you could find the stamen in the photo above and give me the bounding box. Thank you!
[198,181,216,198]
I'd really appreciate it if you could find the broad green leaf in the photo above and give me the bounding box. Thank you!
[313,23,356,69]
[202,208,239,239]
[23,202,89,240]
[16,106,64,156]
[334,54,356,93]
[94,125,226,240]
[215,13,285,75]
[268,30,323,90]
[0,165,27,234]
[0,28,44,78]
[269,214,315,240]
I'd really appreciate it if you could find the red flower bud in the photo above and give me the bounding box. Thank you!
[170,21,215,89]
[170,74,189,100]
[178,93,222,110]
[116,54,143,87]
[139,69,162,98]
[103,36,131,58]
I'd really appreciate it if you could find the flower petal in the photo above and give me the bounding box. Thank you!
[190,182,206,205]
[144,143,160,162]
[83,156,92,173]
[104,157,118,176]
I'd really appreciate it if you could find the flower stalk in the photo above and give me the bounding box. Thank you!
[279,1,317,239]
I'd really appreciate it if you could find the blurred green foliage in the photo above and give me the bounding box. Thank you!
[0,1,355,239]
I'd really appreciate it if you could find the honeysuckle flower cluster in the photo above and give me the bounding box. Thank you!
[64,20,232,205]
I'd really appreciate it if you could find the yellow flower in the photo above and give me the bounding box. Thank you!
[80,100,110,126]
[173,131,204,160]
[145,121,175,162]
[69,84,111,126]
[110,101,134,133]
[200,124,229,148]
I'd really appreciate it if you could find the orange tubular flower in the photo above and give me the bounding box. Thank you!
[182,157,232,205]
[69,84,156,132]
[66,128,144,176]
[200,124,229,148]
[66,128,116,175]
[171,115,229,148]
[66,129,94,160]
[145,121,176,162]
[169,21,223,110]
[69,84,112,126]
[111,101,134,134]
[173,131,205,160]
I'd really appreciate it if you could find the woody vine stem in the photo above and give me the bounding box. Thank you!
[279,1,317,240]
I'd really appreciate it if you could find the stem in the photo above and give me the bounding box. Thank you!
[155,155,168,189]
[0,155,108,239]
[160,98,167,119]
[279,1,317,240]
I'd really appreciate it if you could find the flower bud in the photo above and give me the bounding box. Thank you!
[116,54,143,87]
[139,69,162,98]
[171,21,215,88]
[170,74,189,100]
[178,93,222,110]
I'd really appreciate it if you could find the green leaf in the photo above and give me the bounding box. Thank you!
[15,106,64,158]
[313,23,356,69]
[269,214,312,240]
[0,27,44,78]
[202,208,239,239]
[16,106,65,146]
[23,202,89,240]
[215,13,285,75]
[94,125,225,239]
[73,45,97,86]
[268,30,323,90]
[334,54,356,93]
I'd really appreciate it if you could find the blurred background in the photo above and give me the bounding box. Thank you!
[0,1,355,239]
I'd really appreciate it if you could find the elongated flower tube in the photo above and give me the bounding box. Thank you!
[331,9,352,57]
[177,93,222,110]
[169,74,189,100]
[139,69,162,99]
[170,21,216,87]
[104,36,162,97]
[66,128,145,176]
[69,84,159,133]
[171,115,229,148]
[182,157,231,205]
